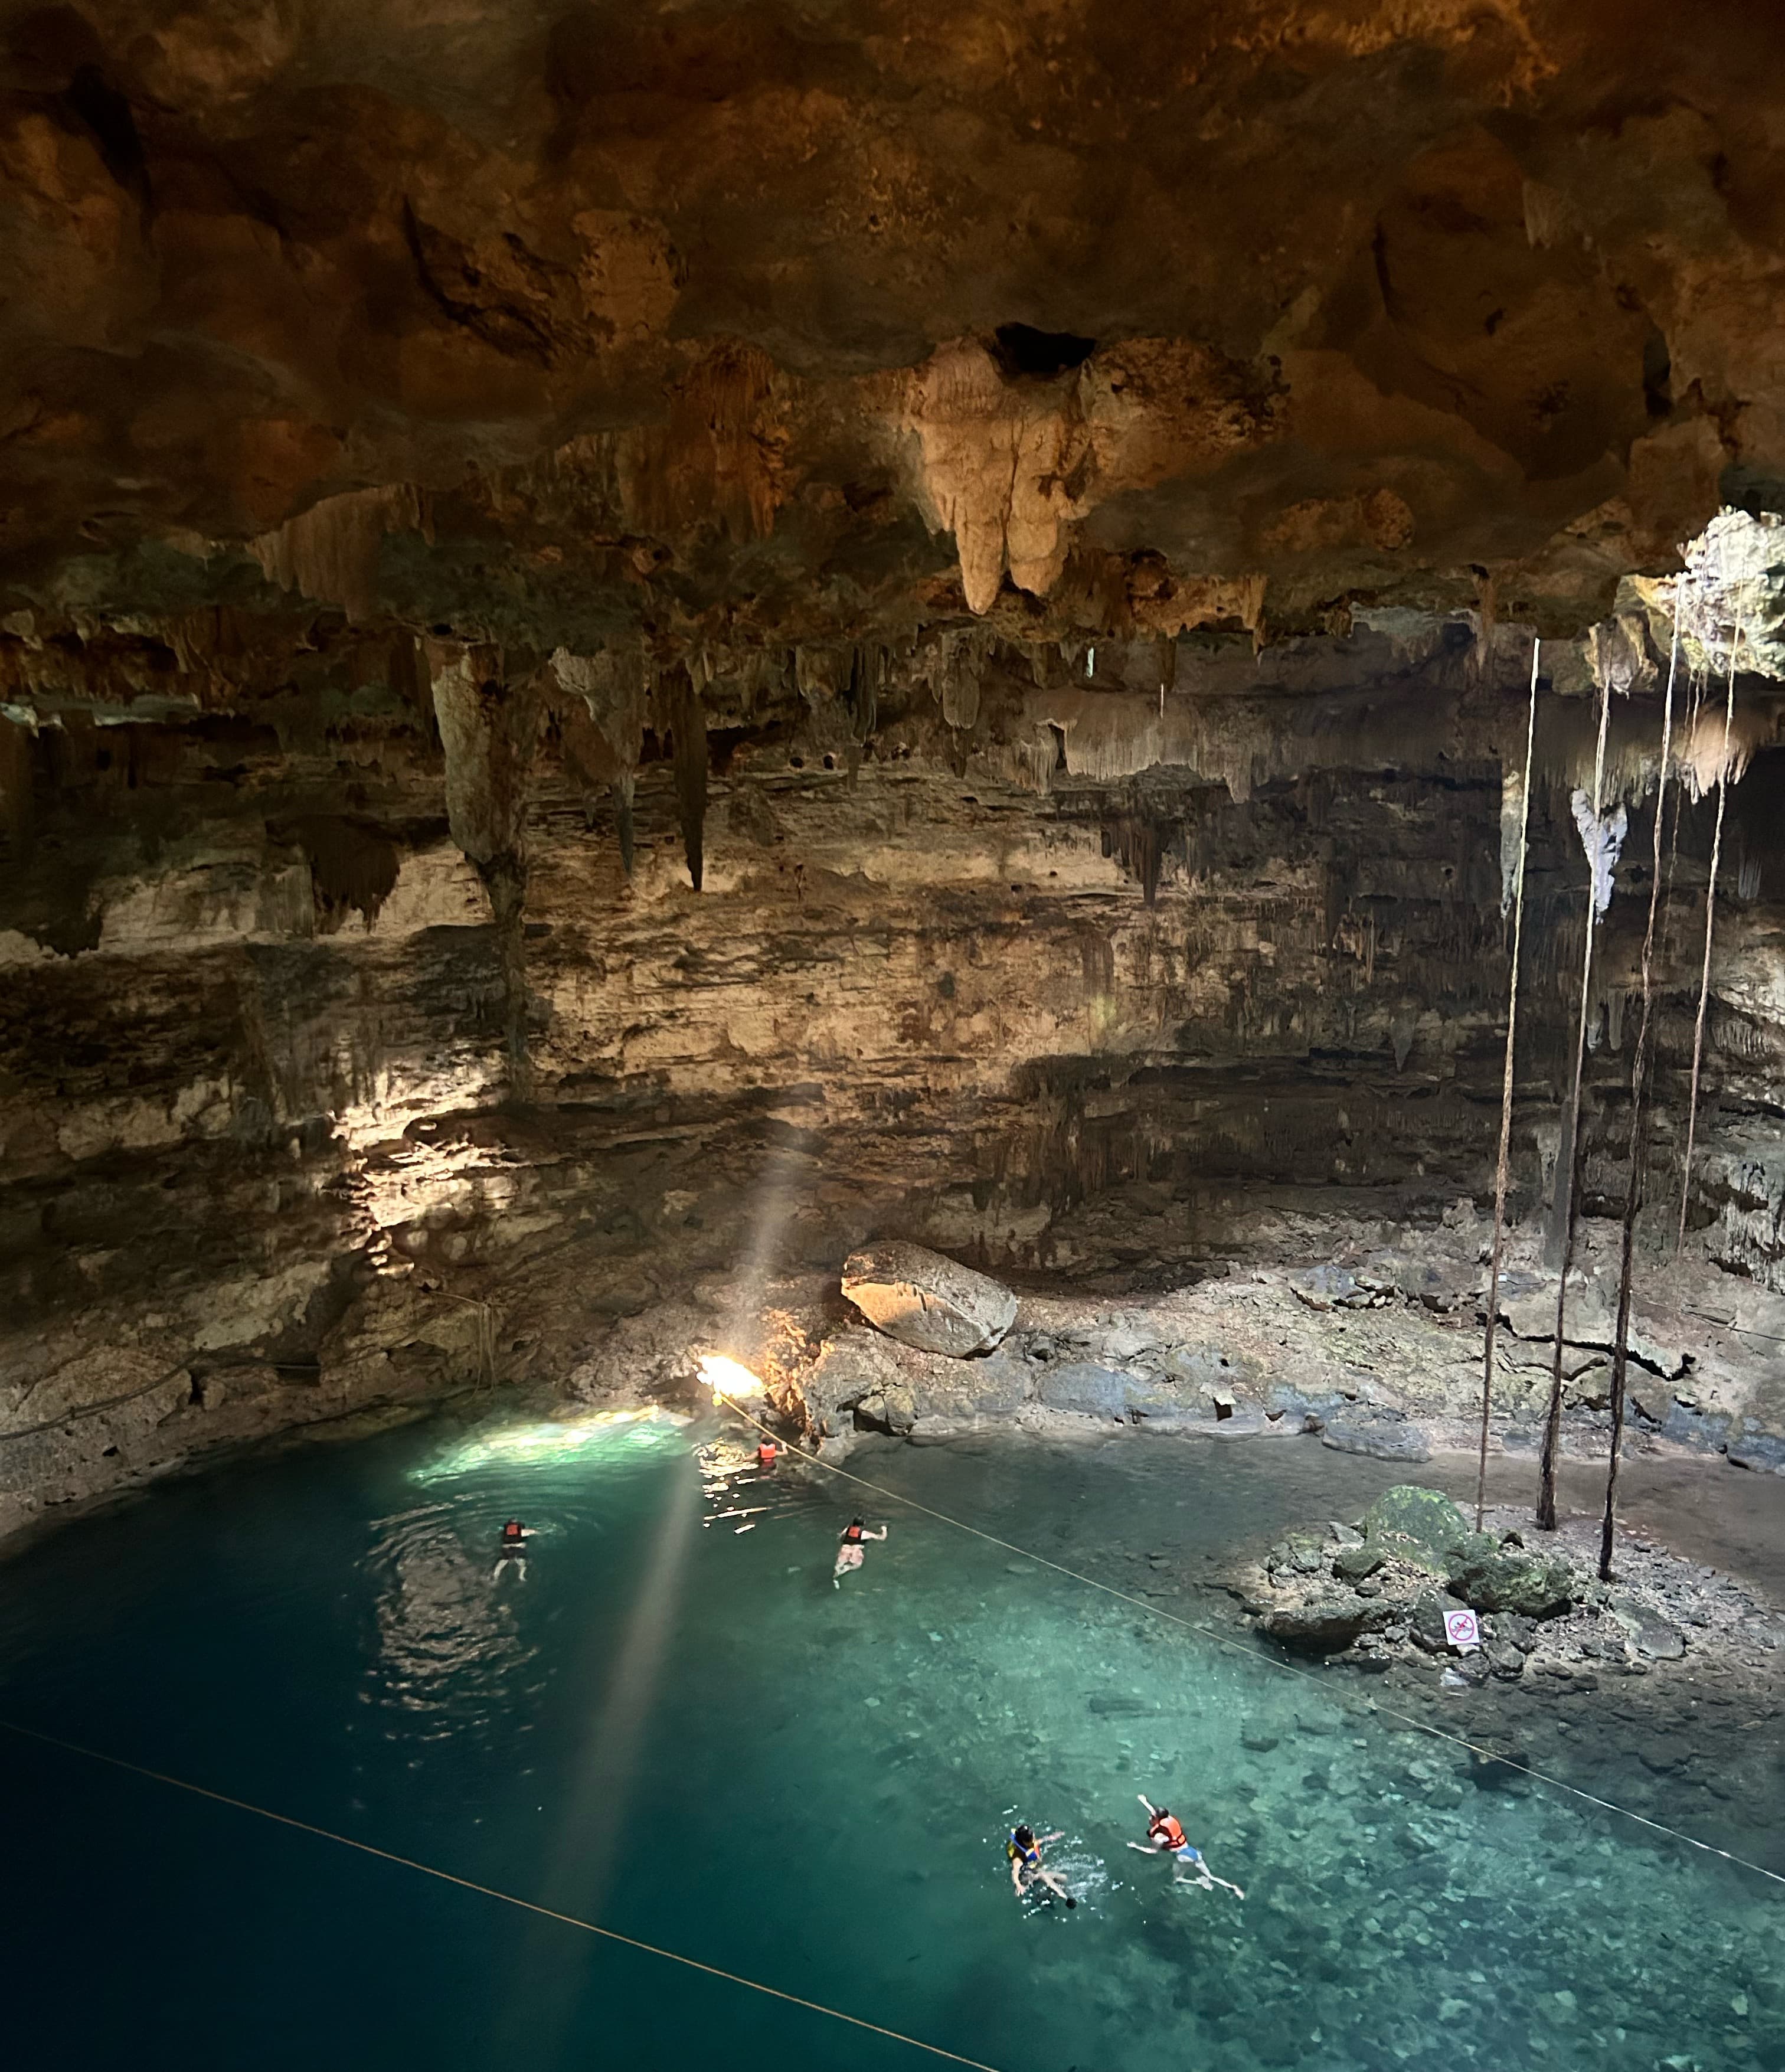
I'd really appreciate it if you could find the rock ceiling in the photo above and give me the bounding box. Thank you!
[2,0,1783,656]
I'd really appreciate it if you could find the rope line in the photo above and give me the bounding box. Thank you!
[0,1717,1004,2072]
[718,1398,1785,1890]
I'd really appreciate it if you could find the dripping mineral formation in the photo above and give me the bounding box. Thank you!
[4,2,1785,1545]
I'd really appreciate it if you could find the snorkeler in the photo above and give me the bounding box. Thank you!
[833,1516,887,1587]
[1128,1795,1244,1898]
[1006,1824,1075,1907]
[491,1519,532,1582]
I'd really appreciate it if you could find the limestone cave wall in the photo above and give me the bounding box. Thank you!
[5,1,1785,1534]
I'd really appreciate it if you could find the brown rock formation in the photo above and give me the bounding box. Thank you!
[4,2,1785,1537]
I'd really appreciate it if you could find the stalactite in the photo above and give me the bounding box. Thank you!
[249,484,424,622]
[1601,616,1679,1580]
[1538,666,1613,1533]
[1678,615,1745,1250]
[427,640,540,1103]
[547,646,646,875]
[668,667,708,891]
[612,773,635,877]
[1476,638,1539,1532]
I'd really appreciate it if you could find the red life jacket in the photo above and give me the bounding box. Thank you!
[843,1524,863,1544]
[502,1522,525,1544]
[757,1443,777,1465]
[1151,1814,1186,1851]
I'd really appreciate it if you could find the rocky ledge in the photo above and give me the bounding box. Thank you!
[734,1233,1785,1484]
[1235,1481,1784,1704]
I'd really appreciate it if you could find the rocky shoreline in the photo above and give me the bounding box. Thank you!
[1234,1480,1784,1702]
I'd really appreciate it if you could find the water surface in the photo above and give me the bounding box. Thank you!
[2,1409,1779,2070]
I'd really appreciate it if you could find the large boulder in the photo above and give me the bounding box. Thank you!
[798,1328,1028,1435]
[1362,1485,1470,1571]
[1444,1534,1575,1619]
[1260,1591,1381,1653]
[841,1242,1018,1356]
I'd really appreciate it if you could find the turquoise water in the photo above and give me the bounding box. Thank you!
[1,1408,1780,2071]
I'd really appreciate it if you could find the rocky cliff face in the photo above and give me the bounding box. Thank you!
[4,1,1785,1536]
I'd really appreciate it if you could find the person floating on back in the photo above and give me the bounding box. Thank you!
[1006,1823,1075,1907]
[1128,1794,1244,1898]
[492,1519,532,1583]
[833,1515,887,1587]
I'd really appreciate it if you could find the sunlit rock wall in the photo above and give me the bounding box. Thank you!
[4,607,1784,1538]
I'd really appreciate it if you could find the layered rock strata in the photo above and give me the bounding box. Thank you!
[5,4,1785,1542]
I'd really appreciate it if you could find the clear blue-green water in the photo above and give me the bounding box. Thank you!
[1,1408,1780,2071]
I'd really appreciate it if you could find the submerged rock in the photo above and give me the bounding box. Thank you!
[841,1243,1018,1356]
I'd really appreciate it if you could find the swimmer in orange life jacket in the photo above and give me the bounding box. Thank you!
[1129,1795,1244,1898]
[756,1436,784,1472]
[491,1519,532,1583]
[1006,1824,1075,1907]
[832,1515,887,1586]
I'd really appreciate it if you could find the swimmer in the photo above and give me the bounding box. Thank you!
[1006,1823,1075,1907]
[755,1436,784,1472]
[833,1516,887,1587]
[1127,1795,1244,1898]
[491,1518,532,1582]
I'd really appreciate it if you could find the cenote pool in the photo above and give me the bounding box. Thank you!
[2,1407,1780,2071]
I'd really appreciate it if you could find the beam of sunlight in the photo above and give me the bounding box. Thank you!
[495,1455,703,2047]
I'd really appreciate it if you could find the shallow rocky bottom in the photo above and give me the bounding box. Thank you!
[0,1411,1779,2072]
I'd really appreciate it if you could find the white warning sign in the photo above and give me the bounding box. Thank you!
[1444,1608,1482,1652]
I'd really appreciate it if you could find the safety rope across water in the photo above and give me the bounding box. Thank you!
[716,1396,1785,1891]
[0,1717,1005,2072]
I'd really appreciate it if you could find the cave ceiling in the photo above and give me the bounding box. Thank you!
[1,0,1783,674]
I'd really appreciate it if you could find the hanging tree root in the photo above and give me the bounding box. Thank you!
[1476,639,1540,1532]
[1538,669,1614,1534]
[1600,614,1679,1580]
[1676,613,1746,1251]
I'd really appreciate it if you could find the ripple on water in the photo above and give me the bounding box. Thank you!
[359,1504,540,1741]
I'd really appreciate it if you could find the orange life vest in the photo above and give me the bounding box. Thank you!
[843,1523,863,1543]
[1152,1814,1186,1851]
[757,1442,777,1465]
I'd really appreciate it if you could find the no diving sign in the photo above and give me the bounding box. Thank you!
[1445,1609,1482,1652]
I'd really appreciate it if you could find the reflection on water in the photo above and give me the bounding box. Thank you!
[361,1503,537,1741]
